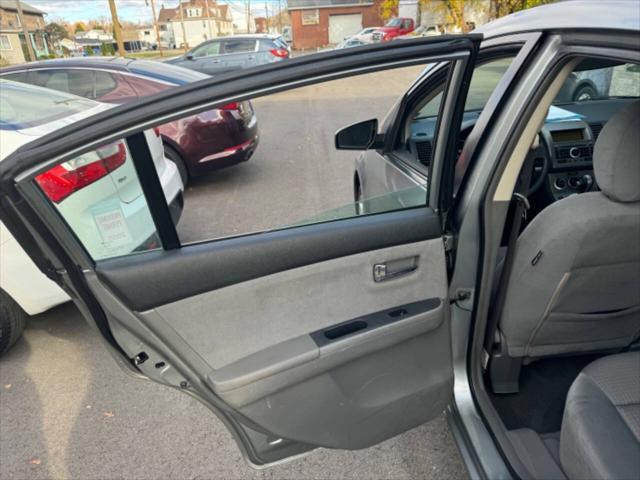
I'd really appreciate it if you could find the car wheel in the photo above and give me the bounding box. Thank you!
[573,84,597,102]
[164,145,189,186]
[0,289,27,356]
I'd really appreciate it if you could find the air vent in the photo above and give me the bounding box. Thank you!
[590,123,604,141]
[416,140,432,167]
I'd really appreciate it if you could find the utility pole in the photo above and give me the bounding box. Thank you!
[246,0,251,33]
[277,0,282,33]
[264,2,268,33]
[108,0,126,56]
[204,0,215,39]
[14,0,35,61]
[179,0,188,51]
[149,0,164,56]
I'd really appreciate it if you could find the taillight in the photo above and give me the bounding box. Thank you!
[221,102,240,111]
[35,141,127,203]
[269,48,288,58]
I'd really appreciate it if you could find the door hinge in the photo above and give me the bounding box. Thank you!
[443,233,455,253]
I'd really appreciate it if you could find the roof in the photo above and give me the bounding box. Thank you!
[288,0,373,10]
[158,6,178,23]
[0,0,45,15]
[476,0,640,38]
[0,56,208,85]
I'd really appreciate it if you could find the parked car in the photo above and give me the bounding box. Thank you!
[0,79,183,355]
[0,58,259,184]
[371,17,415,42]
[343,27,382,44]
[166,34,291,76]
[396,24,444,39]
[334,38,369,49]
[1,2,638,479]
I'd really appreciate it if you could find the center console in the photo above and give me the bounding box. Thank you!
[541,120,598,201]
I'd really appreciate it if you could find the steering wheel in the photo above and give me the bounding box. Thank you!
[527,133,551,195]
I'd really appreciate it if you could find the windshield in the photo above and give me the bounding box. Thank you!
[385,19,402,27]
[0,80,96,130]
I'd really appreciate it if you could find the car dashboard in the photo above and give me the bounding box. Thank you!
[408,98,637,210]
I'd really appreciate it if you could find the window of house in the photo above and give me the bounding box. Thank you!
[0,35,11,50]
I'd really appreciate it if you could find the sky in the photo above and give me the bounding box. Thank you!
[26,0,281,24]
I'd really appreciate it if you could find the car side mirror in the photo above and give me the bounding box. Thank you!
[335,119,380,150]
[186,53,194,60]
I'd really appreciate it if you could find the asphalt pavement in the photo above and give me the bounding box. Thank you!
[0,65,469,480]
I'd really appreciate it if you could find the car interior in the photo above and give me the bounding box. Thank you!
[482,57,640,479]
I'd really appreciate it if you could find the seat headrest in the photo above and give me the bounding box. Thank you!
[593,100,640,203]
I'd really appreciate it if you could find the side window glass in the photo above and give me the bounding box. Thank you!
[165,64,437,245]
[30,69,95,98]
[94,71,118,97]
[193,41,220,58]
[1,71,28,83]
[405,91,444,170]
[34,136,162,261]
[223,39,255,54]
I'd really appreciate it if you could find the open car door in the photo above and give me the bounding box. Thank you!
[0,36,480,467]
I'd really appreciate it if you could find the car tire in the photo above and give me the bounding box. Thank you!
[573,84,597,102]
[164,145,189,186]
[0,289,27,356]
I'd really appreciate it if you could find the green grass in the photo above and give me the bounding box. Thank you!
[126,49,184,60]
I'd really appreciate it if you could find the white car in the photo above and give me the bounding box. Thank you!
[344,27,382,44]
[0,80,183,354]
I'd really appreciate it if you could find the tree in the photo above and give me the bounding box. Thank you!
[492,0,555,18]
[74,22,87,33]
[379,0,398,21]
[420,0,482,33]
[44,22,68,50]
[100,42,116,56]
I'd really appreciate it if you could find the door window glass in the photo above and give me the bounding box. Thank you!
[30,69,95,98]
[222,39,256,54]
[193,41,221,57]
[33,138,161,261]
[159,64,446,245]
[94,71,118,97]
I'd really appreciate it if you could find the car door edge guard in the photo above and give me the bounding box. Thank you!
[0,35,482,189]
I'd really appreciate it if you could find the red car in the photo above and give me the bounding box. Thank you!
[0,58,259,184]
[373,18,415,42]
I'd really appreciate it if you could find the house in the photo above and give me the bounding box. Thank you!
[288,0,385,50]
[0,0,48,65]
[157,0,234,49]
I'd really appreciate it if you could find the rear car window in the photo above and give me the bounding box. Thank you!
[0,80,96,129]
[29,69,95,98]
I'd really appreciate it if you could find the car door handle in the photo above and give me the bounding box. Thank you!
[373,257,418,282]
[247,55,255,59]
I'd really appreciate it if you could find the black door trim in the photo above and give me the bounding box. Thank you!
[96,207,442,311]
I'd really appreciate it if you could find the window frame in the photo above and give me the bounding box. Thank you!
[7,36,482,269]
[0,34,12,50]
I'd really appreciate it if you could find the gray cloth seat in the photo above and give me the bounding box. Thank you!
[560,351,640,480]
[499,101,640,360]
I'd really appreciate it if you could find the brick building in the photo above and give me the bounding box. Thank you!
[288,0,385,50]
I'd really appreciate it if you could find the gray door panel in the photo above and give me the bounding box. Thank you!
[91,237,451,451]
